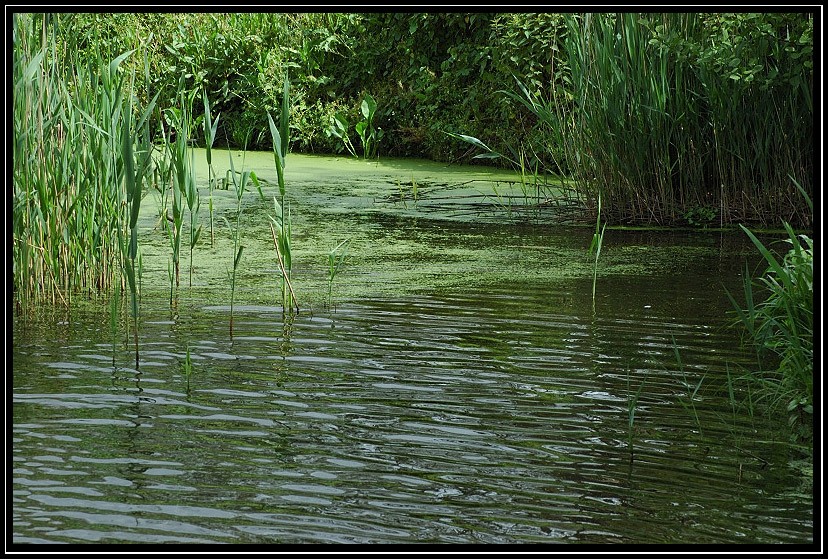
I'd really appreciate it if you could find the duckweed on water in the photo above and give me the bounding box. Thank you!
[133,152,747,312]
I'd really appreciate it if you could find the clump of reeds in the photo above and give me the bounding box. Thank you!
[267,73,299,314]
[726,182,813,444]
[12,14,153,308]
[450,14,812,228]
[12,13,160,369]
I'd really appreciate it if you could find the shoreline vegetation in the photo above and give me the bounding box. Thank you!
[12,12,814,449]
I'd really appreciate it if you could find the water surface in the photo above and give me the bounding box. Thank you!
[12,154,813,545]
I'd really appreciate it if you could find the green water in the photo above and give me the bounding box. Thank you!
[11,153,813,545]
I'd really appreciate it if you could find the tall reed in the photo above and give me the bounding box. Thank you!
[588,193,606,309]
[165,83,200,290]
[13,14,129,306]
[223,150,258,336]
[202,90,220,246]
[267,73,297,313]
[474,13,812,227]
[120,67,158,368]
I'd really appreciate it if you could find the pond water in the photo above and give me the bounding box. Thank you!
[11,153,813,545]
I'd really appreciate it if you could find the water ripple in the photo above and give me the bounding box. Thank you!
[11,288,812,545]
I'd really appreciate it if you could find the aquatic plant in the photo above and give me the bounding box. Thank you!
[185,165,203,289]
[267,73,298,313]
[355,94,383,159]
[411,176,419,206]
[167,259,175,308]
[327,239,351,310]
[326,112,359,158]
[120,90,156,368]
[444,131,519,167]
[588,194,606,309]
[165,83,201,290]
[203,91,220,246]
[119,48,158,368]
[684,206,718,229]
[12,14,159,309]
[270,216,299,314]
[110,278,121,367]
[223,149,258,335]
[627,372,646,462]
[725,182,813,445]
[182,343,193,394]
[326,94,384,159]
[673,336,705,434]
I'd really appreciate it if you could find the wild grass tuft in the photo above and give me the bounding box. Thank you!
[725,182,813,445]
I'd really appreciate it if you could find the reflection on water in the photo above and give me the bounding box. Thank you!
[12,278,812,544]
[11,151,813,544]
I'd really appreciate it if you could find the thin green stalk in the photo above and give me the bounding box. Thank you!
[627,372,646,462]
[183,343,193,394]
[224,138,261,334]
[203,91,220,247]
[673,336,704,434]
[589,194,606,309]
[110,277,121,367]
[267,72,295,313]
[327,239,350,310]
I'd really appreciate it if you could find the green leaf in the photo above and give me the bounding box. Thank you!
[234,245,244,270]
[279,73,290,158]
[22,51,44,82]
[109,49,135,77]
[445,131,494,153]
